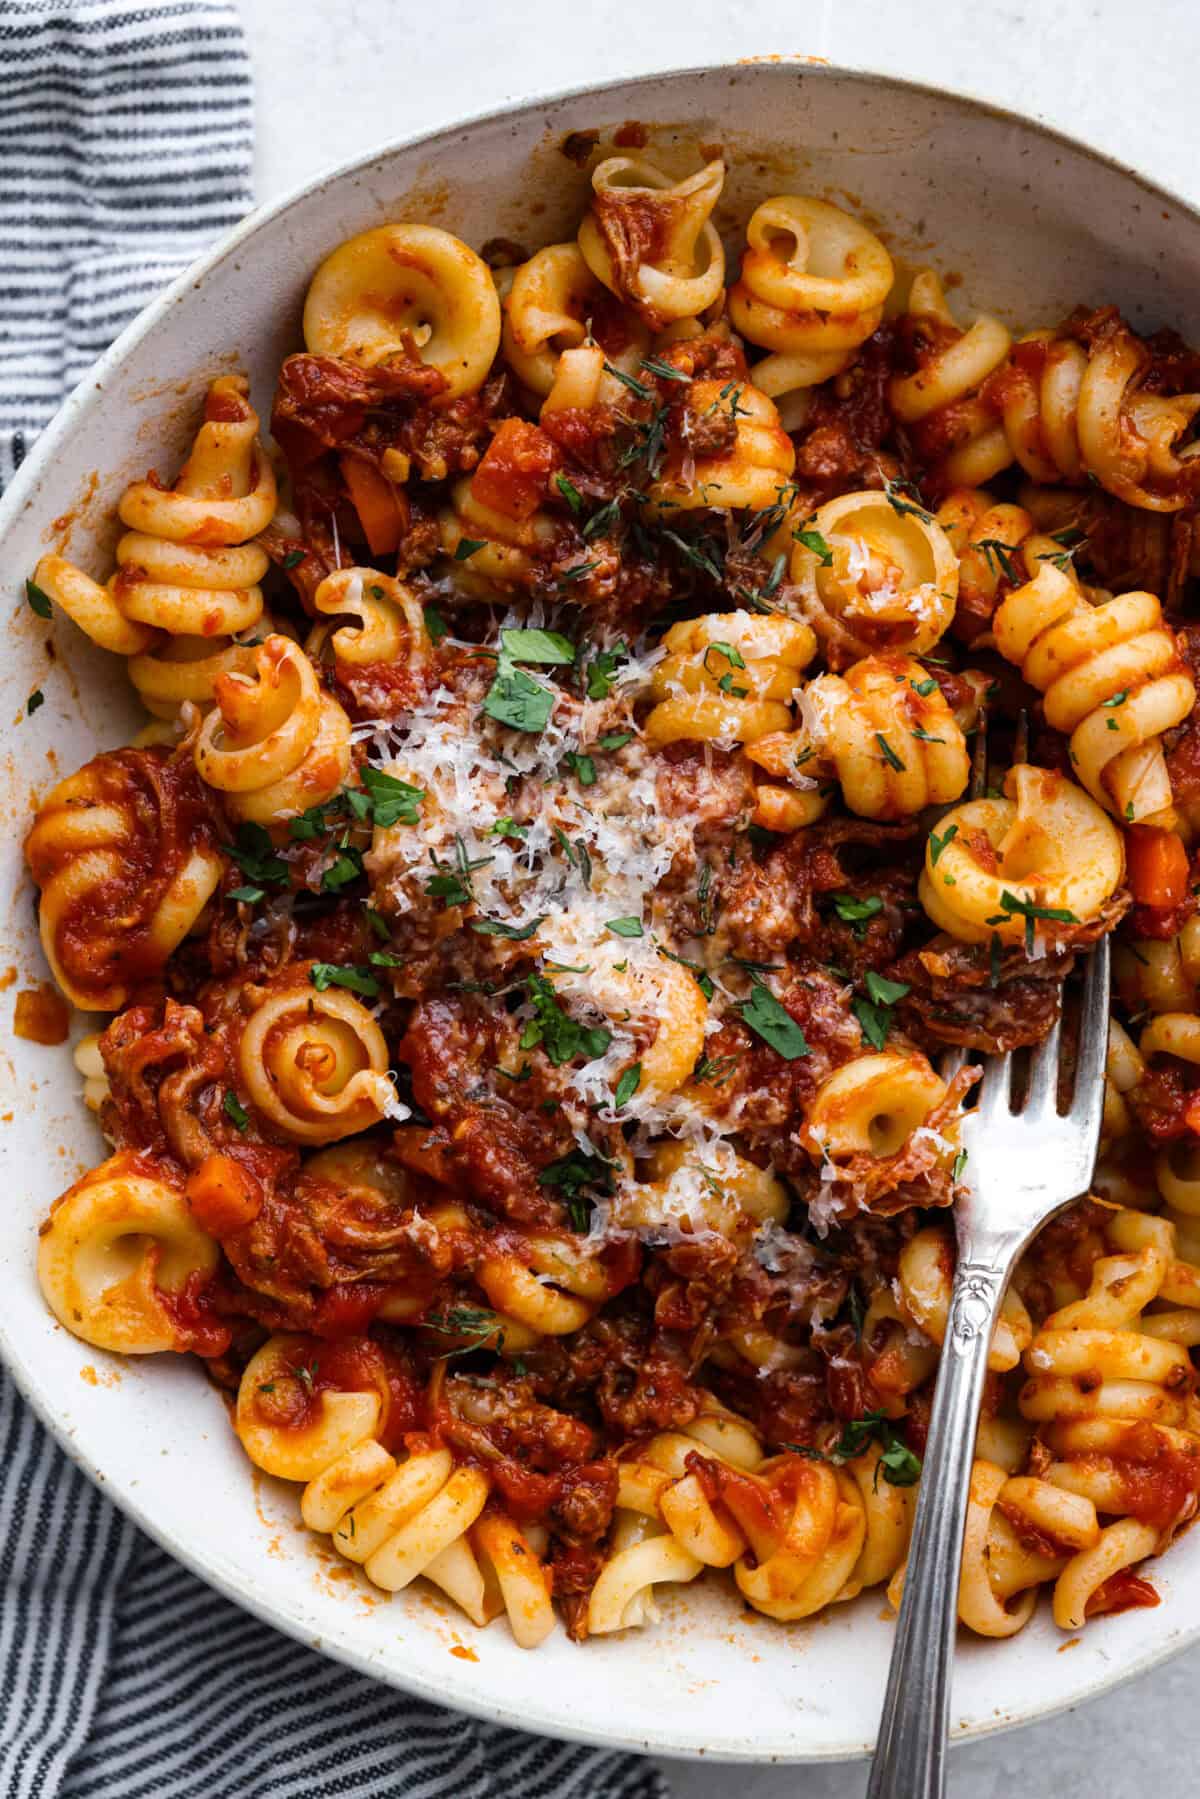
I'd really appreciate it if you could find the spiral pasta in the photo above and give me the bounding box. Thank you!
[438,473,557,586]
[33,376,274,658]
[309,567,430,671]
[237,976,396,1144]
[618,1140,789,1244]
[303,223,501,398]
[897,1226,1033,1373]
[800,1049,956,1196]
[578,156,726,327]
[895,272,1200,508]
[789,488,959,666]
[1115,919,1200,1015]
[645,376,796,512]
[919,763,1125,946]
[29,150,1200,1666]
[993,563,1195,825]
[235,1335,555,1644]
[597,1423,910,1629]
[643,610,816,748]
[795,653,971,820]
[889,270,1015,488]
[499,242,648,405]
[729,196,893,413]
[25,748,224,1011]
[473,1230,610,1337]
[38,1151,220,1353]
[193,635,352,825]
[997,325,1200,510]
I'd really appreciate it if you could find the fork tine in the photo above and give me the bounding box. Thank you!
[1023,1015,1062,1118]
[1069,935,1110,1144]
[975,1049,1013,1119]
[939,1045,968,1081]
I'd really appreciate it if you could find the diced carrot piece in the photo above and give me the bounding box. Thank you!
[1126,824,1190,910]
[469,418,557,521]
[341,454,404,555]
[186,1153,262,1234]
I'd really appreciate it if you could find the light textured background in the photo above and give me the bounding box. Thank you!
[240,1,1198,1790]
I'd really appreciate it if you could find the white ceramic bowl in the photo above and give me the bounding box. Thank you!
[3,61,1200,1766]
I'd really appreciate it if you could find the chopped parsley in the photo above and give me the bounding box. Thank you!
[520,973,611,1066]
[794,527,834,566]
[875,732,905,772]
[565,751,597,787]
[663,529,724,583]
[426,835,493,908]
[423,604,449,644]
[605,916,644,938]
[223,1090,250,1133]
[831,1411,922,1487]
[692,1051,741,1088]
[639,354,691,384]
[25,577,52,619]
[614,1063,642,1108]
[309,963,381,998]
[424,1306,505,1358]
[282,549,306,570]
[585,640,628,701]
[831,892,883,936]
[740,984,810,1060]
[487,816,527,842]
[25,689,44,717]
[604,361,653,399]
[558,559,601,586]
[500,627,575,665]
[454,537,487,561]
[470,915,545,940]
[852,971,910,1051]
[320,846,364,892]
[882,475,934,522]
[929,824,958,867]
[225,821,288,888]
[703,640,749,697]
[984,889,1079,956]
[359,765,425,828]
[977,538,1022,584]
[483,659,556,734]
[595,730,632,752]
[539,1141,616,1230]
[555,472,584,514]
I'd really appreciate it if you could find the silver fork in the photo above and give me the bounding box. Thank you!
[866,933,1110,1799]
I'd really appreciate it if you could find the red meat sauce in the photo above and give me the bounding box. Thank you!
[25,746,221,1002]
[1084,1570,1161,1619]
[244,1333,424,1455]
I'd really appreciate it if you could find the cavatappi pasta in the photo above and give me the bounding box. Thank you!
[23,142,1200,1652]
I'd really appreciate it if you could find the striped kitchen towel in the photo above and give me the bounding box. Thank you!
[0,6,666,1796]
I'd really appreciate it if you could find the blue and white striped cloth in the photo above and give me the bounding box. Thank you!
[0,6,666,1795]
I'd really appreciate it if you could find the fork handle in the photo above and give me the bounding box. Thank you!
[866,1252,1016,1799]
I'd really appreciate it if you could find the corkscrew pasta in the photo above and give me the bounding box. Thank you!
[22,139,1200,1655]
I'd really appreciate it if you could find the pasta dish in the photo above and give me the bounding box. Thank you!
[22,143,1200,1651]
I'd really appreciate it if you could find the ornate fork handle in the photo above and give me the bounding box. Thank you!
[865,1249,1018,1799]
